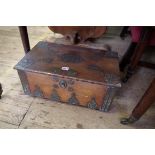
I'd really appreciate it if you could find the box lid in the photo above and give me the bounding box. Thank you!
[14,41,121,87]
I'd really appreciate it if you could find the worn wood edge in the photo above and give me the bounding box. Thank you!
[15,69,121,88]
[15,40,119,56]
[38,41,118,54]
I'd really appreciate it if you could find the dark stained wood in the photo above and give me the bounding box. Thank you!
[19,26,30,54]
[138,61,155,70]
[0,83,2,99]
[120,26,129,39]
[48,26,107,44]
[122,27,153,82]
[131,78,155,119]
[14,41,121,112]
[15,41,121,86]
[130,27,153,70]
[119,42,137,72]
[121,78,155,124]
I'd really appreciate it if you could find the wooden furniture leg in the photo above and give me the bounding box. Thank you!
[122,27,153,82]
[0,83,2,99]
[19,26,30,54]
[119,42,137,71]
[138,61,155,70]
[120,26,129,39]
[121,78,155,124]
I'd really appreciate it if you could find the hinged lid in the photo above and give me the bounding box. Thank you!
[14,41,121,87]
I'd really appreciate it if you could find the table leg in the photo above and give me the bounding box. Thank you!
[122,27,153,82]
[0,83,2,99]
[19,26,30,54]
[121,78,155,124]
[120,26,129,39]
[119,42,137,72]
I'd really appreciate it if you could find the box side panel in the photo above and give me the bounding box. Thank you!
[17,70,31,95]
[25,72,111,111]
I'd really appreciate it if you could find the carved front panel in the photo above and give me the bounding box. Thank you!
[25,72,112,111]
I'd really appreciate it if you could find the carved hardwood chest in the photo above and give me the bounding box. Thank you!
[14,41,121,112]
